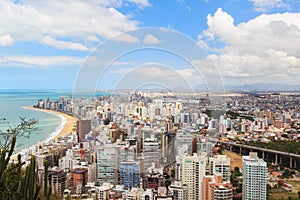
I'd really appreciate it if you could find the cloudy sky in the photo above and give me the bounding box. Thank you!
[0,0,299,90]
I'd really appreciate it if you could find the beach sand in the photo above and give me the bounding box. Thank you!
[25,106,78,142]
[9,106,78,161]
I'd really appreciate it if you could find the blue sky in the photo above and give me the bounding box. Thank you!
[0,0,300,90]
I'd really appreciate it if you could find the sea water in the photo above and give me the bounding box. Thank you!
[0,90,73,153]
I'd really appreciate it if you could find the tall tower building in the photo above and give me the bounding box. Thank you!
[143,138,160,172]
[71,168,88,192]
[177,153,207,200]
[120,160,140,189]
[208,155,231,182]
[242,152,267,200]
[97,144,120,186]
[47,169,66,196]
[202,173,233,200]
[76,119,91,142]
[169,181,188,200]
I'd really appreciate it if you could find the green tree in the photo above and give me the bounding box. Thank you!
[234,167,240,173]
[281,169,292,178]
[163,170,171,191]
[0,117,38,149]
[217,147,222,155]
[0,118,55,200]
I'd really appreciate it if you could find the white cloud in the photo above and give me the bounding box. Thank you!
[0,55,84,68]
[250,0,289,12]
[0,0,139,50]
[201,8,248,45]
[143,34,160,44]
[109,65,198,90]
[109,68,132,74]
[126,0,150,7]
[113,33,140,43]
[0,34,13,46]
[107,65,204,88]
[198,8,300,85]
[41,36,89,51]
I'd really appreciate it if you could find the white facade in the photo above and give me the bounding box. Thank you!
[142,189,154,200]
[242,152,267,200]
[97,144,120,186]
[125,188,144,200]
[88,163,97,183]
[177,153,207,200]
[169,181,188,200]
[96,183,113,200]
[208,155,231,182]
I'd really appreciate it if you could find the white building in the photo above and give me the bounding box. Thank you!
[177,153,207,200]
[169,181,188,200]
[97,143,120,186]
[125,187,144,200]
[88,163,97,183]
[96,182,114,200]
[142,188,154,200]
[242,152,267,200]
[208,155,231,182]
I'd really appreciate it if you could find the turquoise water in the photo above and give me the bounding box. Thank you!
[0,90,73,153]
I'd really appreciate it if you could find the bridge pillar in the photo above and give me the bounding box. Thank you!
[262,151,265,160]
[290,157,293,169]
[230,146,232,152]
[294,159,297,169]
[275,154,278,165]
[240,147,242,155]
[279,156,282,164]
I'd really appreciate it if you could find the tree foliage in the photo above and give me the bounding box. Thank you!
[0,118,54,200]
[246,140,300,154]
[0,117,38,150]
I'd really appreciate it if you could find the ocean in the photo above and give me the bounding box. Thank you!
[0,90,73,153]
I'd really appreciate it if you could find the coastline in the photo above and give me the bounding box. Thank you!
[10,106,77,161]
[23,106,78,142]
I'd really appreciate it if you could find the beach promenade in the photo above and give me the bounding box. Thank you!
[25,106,78,142]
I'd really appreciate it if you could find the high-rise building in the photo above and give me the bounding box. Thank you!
[197,140,214,157]
[97,144,120,186]
[125,188,144,200]
[71,168,88,192]
[88,163,97,183]
[120,160,140,189]
[242,152,267,200]
[208,155,231,182]
[153,187,174,200]
[143,138,160,172]
[177,153,207,200]
[169,181,188,200]
[202,173,233,200]
[48,169,66,196]
[97,182,114,200]
[142,173,164,191]
[76,119,91,142]
[142,188,154,200]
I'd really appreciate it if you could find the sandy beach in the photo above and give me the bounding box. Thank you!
[9,106,78,161]
[24,106,78,142]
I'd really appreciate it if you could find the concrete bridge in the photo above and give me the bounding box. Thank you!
[218,141,300,169]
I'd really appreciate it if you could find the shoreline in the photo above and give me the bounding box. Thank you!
[23,106,78,142]
[10,106,78,161]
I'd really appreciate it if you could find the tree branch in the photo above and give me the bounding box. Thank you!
[0,117,38,150]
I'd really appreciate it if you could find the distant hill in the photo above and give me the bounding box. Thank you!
[193,83,300,92]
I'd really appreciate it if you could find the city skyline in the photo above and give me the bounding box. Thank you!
[0,0,299,90]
